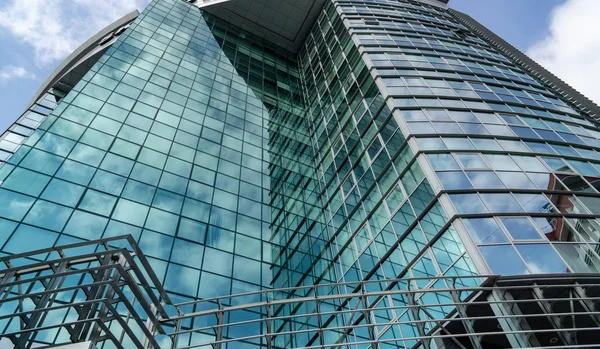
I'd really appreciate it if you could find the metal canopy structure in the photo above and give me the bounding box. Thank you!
[0,236,170,349]
[1,236,600,349]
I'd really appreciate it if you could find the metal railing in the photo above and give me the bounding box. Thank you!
[0,235,170,349]
[1,236,600,349]
[163,274,600,349]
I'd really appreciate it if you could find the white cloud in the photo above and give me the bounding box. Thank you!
[527,0,600,106]
[0,0,151,66]
[0,65,36,82]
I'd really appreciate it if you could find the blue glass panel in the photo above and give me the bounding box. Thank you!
[24,200,72,231]
[515,244,569,273]
[145,208,179,236]
[500,217,542,240]
[20,149,63,175]
[79,190,117,216]
[449,194,488,214]
[165,264,200,296]
[122,180,156,205]
[170,238,204,267]
[112,199,149,227]
[480,245,529,275]
[4,224,58,254]
[437,171,472,190]
[56,159,96,185]
[104,220,142,241]
[462,218,507,244]
[2,168,50,196]
[63,211,109,240]
[480,194,523,213]
[465,171,504,189]
[0,218,18,248]
[89,170,126,196]
[41,179,85,207]
[177,218,207,244]
[0,189,35,221]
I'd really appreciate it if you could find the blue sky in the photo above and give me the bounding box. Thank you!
[451,0,562,49]
[0,0,598,133]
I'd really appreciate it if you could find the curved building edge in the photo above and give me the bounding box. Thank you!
[0,10,140,167]
[24,10,140,111]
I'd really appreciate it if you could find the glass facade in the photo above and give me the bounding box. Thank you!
[2,0,600,347]
[341,0,600,276]
[300,0,478,287]
[2,0,279,322]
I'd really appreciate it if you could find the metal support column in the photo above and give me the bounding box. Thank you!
[212,299,224,349]
[15,260,69,348]
[449,278,483,349]
[359,284,378,349]
[72,253,116,342]
[488,289,541,348]
[265,298,274,349]
[530,283,573,346]
[406,285,430,349]
[314,287,325,348]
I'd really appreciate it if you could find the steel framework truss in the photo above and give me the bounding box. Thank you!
[0,235,171,349]
[1,236,599,349]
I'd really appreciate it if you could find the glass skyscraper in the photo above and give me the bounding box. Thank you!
[1,0,600,348]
